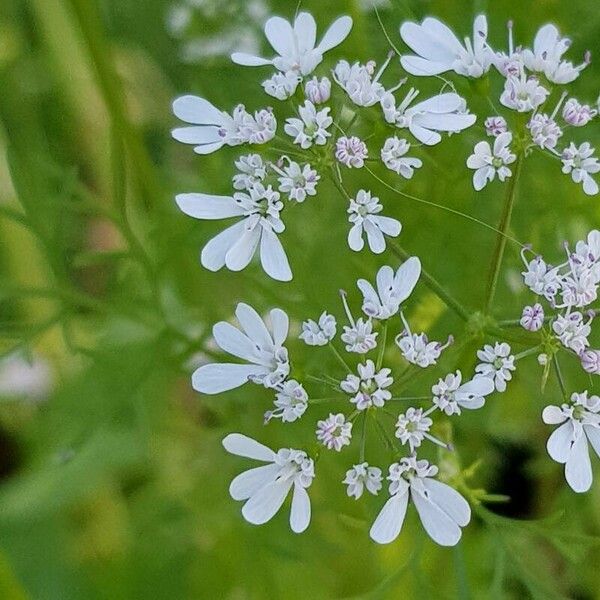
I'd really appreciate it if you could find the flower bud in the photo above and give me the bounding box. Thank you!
[580,349,600,374]
[537,353,548,366]
[520,303,544,331]
[305,76,331,104]
[484,116,508,137]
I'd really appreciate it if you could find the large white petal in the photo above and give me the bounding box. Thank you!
[192,363,267,394]
[236,303,273,350]
[290,483,311,533]
[408,122,442,146]
[364,219,386,254]
[294,12,317,54]
[348,223,365,251]
[222,433,276,462]
[229,463,280,500]
[193,141,227,155]
[372,215,402,237]
[421,479,471,526]
[547,420,575,463]
[410,93,463,114]
[230,52,273,67]
[317,16,353,53]
[394,256,421,304]
[400,22,456,62]
[565,431,592,493]
[415,112,476,132]
[176,193,244,220]
[400,55,452,76]
[422,18,464,54]
[269,308,289,347]
[260,227,292,282]
[412,485,463,546]
[172,95,223,125]
[264,16,295,57]
[376,265,395,296]
[542,405,568,425]
[225,225,261,271]
[171,126,222,145]
[585,425,600,458]
[201,220,247,272]
[370,487,409,544]
[533,24,559,56]
[242,478,294,525]
[212,321,257,363]
[458,376,494,397]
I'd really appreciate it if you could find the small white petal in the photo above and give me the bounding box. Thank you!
[269,308,289,347]
[412,485,463,546]
[201,220,247,272]
[542,405,568,425]
[172,95,223,125]
[175,193,244,220]
[290,482,311,533]
[231,52,272,67]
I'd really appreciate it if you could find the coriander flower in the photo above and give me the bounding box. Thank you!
[521,252,561,301]
[562,98,596,127]
[172,95,276,154]
[262,71,301,100]
[357,259,421,320]
[542,392,600,492]
[527,114,562,149]
[500,73,549,113]
[266,380,309,423]
[284,101,332,148]
[305,76,331,104]
[231,12,353,76]
[347,190,401,254]
[333,58,391,107]
[395,408,433,452]
[492,20,524,77]
[552,312,592,354]
[340,359,393,411]
[466,132,516,191]
[339,291,378,354]
[192,302,289,394]
[343,463,383,499]
[223,433,314,532]
[380,90,476,145]
[561,142,600,196]
[432,370,495,416]
[475,342,516,392]
[275,159,320,202]
[580,350,600,375]
[520,303,545,332]
[399,15,492,78]
[484,116,508,137]
[316,413,352,451]
[176,183,292,281]
[370,457,471,546]
[299,312,337,346]
[380,137,422,178]
[396,312,452,368]
[232,154,267,191]
[335,136,368,168]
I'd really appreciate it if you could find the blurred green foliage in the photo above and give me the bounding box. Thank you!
[1,0,600,598]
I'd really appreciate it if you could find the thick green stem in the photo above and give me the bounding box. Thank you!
[484,155,524,314]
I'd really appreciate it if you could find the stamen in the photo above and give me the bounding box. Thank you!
[507,20,514,55]
[550,91,568,119]
[374,50,395,82]
[339,289,355,327]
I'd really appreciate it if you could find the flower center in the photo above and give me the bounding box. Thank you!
[492,157,504,168]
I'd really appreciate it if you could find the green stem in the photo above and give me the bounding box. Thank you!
[359,412,367,462]
[484,155,524,313]
[376,322,388,370]
[552,354,568,401]
[328,342,353,374]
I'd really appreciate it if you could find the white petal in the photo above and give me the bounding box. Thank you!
[583,174,599,196]
[533,24,559,56]
[542,405,568,425]
[242,478,294,525]
[400,55,452,76]
[264,16,295,56]
[171,126,222,145]
[225,225,261,271]
[585,425,600,458]
[212,321,257,362]
[231,52,272,67]
[421,17,464,54]
[410,93,462,114]
[290,482,311,533]
[473,167,493,191]
[193,141,226,155]
[372,215,402,237]
[230,463,280,500]
[222,433,276,462]
[459,377,494,397]
[294,12,317,54]
[201,220,247,272]
[317,16,353,53]
[412,485,463,546]
[400,22,456,62]
[415,112,476,132]
[421,479,471,527]
[357,278,379,305]
[348,223,364,251]
[364,220,386,254]
[260,227,292,282]
[547,420,575,463]
[192,363,267,394]
[376,265,395,295]
[172,95,223,125]
[370,486,409,544]
[493,132,513,154]
[269,308,289,347]
[175,193,244,220]
[236,303,273,350]
[394,256,421,303]
[409,122,442,146]
[565,431,592,493]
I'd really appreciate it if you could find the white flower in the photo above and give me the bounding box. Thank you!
[500,73,549,113]
[395,408,433,452]
[223,433,314,532]
[484,116,508,137]
[580,350,600,375]
[399,15,492,78]
[492,21,524,77]
[341,318,378,354]
[332,58,390,107]
[561,142,600,196]
[176,183,292,281]
[0,352,53,400]
[233,154,267,191]
[335,136,368,168]
[357,258,421,320]
[340,359,393,411]
[262,71,301,100]
[299,312,337,346]
[231,11,353,76]
[466,132,516,191]
[432,370,495,416]
[192,302,290,394]
[552,312,592,354]
[347,190,401,254]
[528,114,562,149]
[266,380,308,423]
[172,96,276,154]
[343,463,383,499]
[520,303,544,331]
[522,24,589,84]
[380,137,422,178]
[316,413,353,451]
[276,160,320,202]
[542,392,600,492]
[380,90,476,146]
[305,76,331,104]
[521,252,561,301]
[396,312,451,368]
[475,342,516,392]
[284,101,332,148]
[562,98,597,127]
[370,456,471,546]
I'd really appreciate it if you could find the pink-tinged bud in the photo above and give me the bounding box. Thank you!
[335,136,368,168]
[581,349,600,374]
[520,303,544,331]
[305,76,331,104]
[562,98,597,127]
[484,116,508,137]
